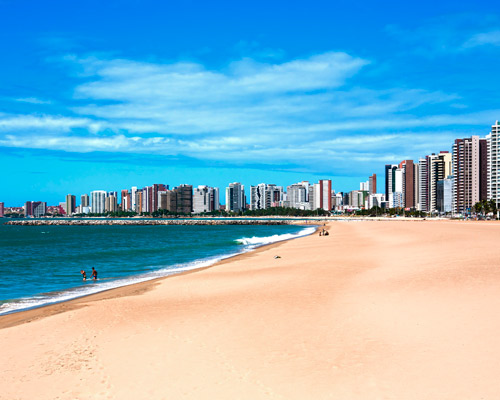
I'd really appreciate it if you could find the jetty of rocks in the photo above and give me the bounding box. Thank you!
[5,219,296,226]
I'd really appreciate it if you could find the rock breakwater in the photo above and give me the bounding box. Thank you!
[5,219,294,226]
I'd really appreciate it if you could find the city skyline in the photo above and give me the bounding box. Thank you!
[2,120,499,211]
[1,1,500,205]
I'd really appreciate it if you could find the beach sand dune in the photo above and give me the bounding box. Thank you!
[2,220,500,399]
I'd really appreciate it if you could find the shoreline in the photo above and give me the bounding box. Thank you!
[0,224,319,328]
[4,220,500,399]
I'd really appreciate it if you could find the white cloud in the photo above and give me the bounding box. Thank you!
[0,114,96,131]
[1,49,496,173]
[66,53,467,140]
[15,97,52,105]
[463,30,500,48]
[386,15,500,55]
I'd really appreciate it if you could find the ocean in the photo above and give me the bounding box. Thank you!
[0,219,315,315]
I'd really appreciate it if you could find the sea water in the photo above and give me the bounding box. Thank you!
[0,219,316,315]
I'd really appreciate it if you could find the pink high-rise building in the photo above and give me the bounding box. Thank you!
[0,202,4,217]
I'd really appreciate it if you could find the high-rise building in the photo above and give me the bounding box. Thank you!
[367,193,384,209]
[487,121,500,208]
[213,187,220,211]
[106,195,118,213]
[369,174,377,195]
[250,184,284,210]
[429,152,452,213]
[348,190,366,208]
[452,136,488,214]
[131,187,138,211]
[193,185,219,213]
[332,192,343,210]
[225,182,245,213]
[437,178,453,213]
[385,165,398,205]
[158,191,168,211]
[0,202,4,217]
[313,179,332,211]
[391,168,404,208]
[385,165,404,208]
[418,158,429,212]
[418,152,452,212]
[91,190,107,214]
[25,201,46,217]
[81,194,89,208]
[142,187,150,213]
[135,189,143,214]
[121,189,131,211]
[250,184,267,210]
[151,184,168,212]
[34,202,47,217]
[399,160,415,209]
[286,181,310,210]
[165,190,177,213]
[25,201,33,217]
[176,184,193,214]
[65,194,76,216]
[414,163,420,210]
[161,185,193,214]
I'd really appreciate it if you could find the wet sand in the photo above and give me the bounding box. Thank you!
[2,220,500,399]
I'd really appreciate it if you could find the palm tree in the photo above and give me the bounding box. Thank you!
[473,201,481,215]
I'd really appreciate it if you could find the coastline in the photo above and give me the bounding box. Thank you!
[3,220,500,399]
[0,224,318,328]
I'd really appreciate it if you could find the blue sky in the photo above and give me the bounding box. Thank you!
[1,0,500,206]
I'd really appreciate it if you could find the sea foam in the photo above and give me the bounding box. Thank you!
[0,225,317,316]
[235,226,317,247]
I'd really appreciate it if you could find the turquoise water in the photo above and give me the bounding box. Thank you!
[0,219,315,315]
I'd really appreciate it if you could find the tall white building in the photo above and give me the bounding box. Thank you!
[386,166,403,208]
[250,184,283,210]
[193,185,220,213]
[348,190,365,208]
[250,183,267,210]
[418,158,428,212]
[392,168,404,208]
[286,181,310,210]
[225,182,245,213]
[91,190,107,214]
[367,193,385,209]
[131,186,137,211]
[487,121,500,208]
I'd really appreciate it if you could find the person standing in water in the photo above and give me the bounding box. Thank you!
[91,267,98,280]
[80,270,87,281]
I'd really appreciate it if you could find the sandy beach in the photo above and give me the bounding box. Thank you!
[2,220,500,399]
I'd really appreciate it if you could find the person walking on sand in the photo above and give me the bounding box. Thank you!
[91,267,98,281]
[80,270,87,281]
